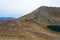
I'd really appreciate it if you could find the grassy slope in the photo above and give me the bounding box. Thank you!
[0,19,52,40]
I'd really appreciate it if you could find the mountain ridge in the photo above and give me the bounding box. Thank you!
[0,17,15,22]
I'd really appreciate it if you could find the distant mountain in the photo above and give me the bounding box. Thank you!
[0,17,15,22]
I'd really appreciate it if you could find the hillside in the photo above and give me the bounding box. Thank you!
[0,6,60,40]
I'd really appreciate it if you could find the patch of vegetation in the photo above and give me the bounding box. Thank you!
[47,25,60,32]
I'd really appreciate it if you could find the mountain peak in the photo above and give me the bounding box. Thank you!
[38,6,48,8]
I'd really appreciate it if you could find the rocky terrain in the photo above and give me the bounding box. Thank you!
[0,6,60,40]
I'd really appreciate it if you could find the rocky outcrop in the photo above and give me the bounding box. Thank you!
[6,23,15,29]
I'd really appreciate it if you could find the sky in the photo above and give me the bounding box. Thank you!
[0,0,60,18]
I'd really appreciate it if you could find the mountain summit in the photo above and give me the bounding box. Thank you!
[0,6,60,40]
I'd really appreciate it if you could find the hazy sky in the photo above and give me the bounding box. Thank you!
[0,0,60,18]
